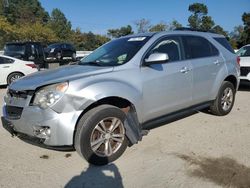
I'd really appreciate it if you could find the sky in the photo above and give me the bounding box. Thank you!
[40,0,250,34]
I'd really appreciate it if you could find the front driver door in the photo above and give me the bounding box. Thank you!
[141,36,193,122]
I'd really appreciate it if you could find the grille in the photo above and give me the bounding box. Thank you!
[240,67,250,76]
[6,106,23,119]
[7,89,34,99]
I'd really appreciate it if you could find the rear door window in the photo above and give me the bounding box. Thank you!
[183,36,219,59]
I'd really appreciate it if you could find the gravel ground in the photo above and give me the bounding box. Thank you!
[0,84,250,188]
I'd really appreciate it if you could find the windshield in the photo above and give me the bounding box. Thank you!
[4,44,25,55]
[48,44,60,49]
[237,46,250,57]
[79,36,150,66]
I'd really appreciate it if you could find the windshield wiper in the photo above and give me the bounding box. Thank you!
[79,61,102,66]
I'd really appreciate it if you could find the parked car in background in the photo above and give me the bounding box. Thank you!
[236,44,250,82]
[2,30,240,165]
[45,43,76,61]
[0,55,38,85]
[75,51,92,61]
[4,42,45,69]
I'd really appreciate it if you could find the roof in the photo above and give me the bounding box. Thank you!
[121,29,224,40]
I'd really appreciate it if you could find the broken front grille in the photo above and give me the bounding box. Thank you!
[5,106,23,119]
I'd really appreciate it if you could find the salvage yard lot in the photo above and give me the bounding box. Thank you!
[0,85,250,188]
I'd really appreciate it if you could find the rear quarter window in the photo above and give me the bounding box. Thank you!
[214,37,235,54]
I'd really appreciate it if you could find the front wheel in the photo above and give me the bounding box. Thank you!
[75,105,128,166]
[210,81,236,116]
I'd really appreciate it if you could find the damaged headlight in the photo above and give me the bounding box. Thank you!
[32,82,68,109]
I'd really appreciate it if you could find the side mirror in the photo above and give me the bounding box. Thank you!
[144,53,169,65]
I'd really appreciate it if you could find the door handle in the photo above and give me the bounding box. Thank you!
[3,66,10,68]
[180,67,190,73]
[213,60,220,65]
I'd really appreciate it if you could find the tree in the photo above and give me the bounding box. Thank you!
[17,22,58,43]
[240,12,250,46]
[49,8,72,41]
[0,16,58,48]
[211,25,228,37]
[149,22,168,32]
[0,0,49,24]
[188,3,214,30]
[71,30,110,51]
[169,20,183,30]
[134,18,151,33]
[0,16,17,48]
[81,32,109,51]
[229,25,244,48]
[107,25,133,38]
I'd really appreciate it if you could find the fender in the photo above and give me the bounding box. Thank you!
[52,79,145,145]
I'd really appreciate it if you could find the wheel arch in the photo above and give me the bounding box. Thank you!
[224,75,238,90]
[73,96,141,147]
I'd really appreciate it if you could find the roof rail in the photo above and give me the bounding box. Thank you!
[174,27,217,34]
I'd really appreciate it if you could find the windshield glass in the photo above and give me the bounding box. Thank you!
[79,36,150,66]
[237,46,250,57]
[48,43,60,49]
[4,44,25,55]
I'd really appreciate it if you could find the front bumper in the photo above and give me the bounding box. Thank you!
[1,116,74,151]
[2,93,81,146]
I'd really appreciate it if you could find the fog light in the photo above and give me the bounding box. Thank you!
[33,126,51,139]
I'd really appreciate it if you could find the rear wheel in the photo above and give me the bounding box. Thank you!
[210,81,236,116]
[7,72,24,85]
[75,105,128,166]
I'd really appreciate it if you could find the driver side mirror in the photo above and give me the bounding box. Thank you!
[144,53,169,66]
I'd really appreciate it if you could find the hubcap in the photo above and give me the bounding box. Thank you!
[10,74,22,83]
[90,117,125,157]
[221,87,233,111]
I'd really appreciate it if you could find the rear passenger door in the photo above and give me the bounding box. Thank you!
[182,35,223,104]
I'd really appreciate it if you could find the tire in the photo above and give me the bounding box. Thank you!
[7,72,24,85]
[75,105,128,166]
[210,81,236,116]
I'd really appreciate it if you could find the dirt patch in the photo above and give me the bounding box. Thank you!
[176,153,250,188]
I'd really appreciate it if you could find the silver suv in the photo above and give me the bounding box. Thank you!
[2,30,240,165]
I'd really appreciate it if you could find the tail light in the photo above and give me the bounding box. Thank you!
[237,56,240,65]
[26,64,37,69]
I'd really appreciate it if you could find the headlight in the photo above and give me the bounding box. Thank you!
[50,48,55,53]
[32,82,68,109]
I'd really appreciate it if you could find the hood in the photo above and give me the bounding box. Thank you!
[10,65,114,91]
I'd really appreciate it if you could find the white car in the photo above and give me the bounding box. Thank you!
[237,44,250,82]
[0,55,38,85]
